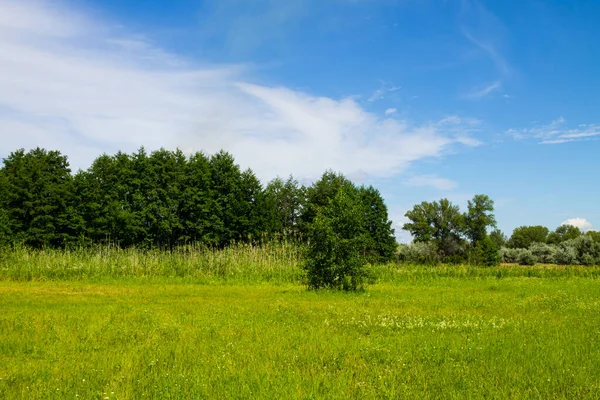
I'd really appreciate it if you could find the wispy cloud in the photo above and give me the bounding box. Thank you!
[507,117,600,144]
[0,1,481,183]
[462,80,501,99]
[460,0,510,99]
[462,30,509,76]
[385,108,397,115]
[404,175,458,191]
[367,81,401,102]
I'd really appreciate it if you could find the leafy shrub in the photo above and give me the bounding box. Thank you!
[529,242,557,264]
[518,249,536,266]
[303,188,369,291]
[553,244,578,265]
[568,236,600,266]
[397,242,440,265]
[501,247,524,264]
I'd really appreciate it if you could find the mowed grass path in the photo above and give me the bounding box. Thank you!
[1,278,600,399]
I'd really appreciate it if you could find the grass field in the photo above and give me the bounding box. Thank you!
[2,273,600,399]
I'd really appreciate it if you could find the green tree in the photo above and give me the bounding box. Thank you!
[587,230,600,243]
[359,185,396,263]
[0,148,78,247]
[238,168,271,241]
[464,194,496,245]
[209,151,254,246]
[403,198,465,258]
[468,236,501,266]
[180,151,219,245]
[264,176,306,237]
[143,149,186,248]
[0,204,11,247]
[75,150,147,247]
[508,226,549,249]
[303,186,369,291]
[489,229,507,249]
[547,224,582,244]
[301,170,354,233]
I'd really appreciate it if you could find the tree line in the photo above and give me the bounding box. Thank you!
[400,197,600,266]
[0,147,396,264]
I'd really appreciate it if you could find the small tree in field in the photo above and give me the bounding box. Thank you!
[304,187,369,291]
[467,236,500,266]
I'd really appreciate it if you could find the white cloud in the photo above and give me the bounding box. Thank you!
[385,108,397,115]
[0,0,480,183]
[367,82,401,102]
[561,218,593,232]
[404,175,458,191]
[507,117,600,144]
[462,81,501,99]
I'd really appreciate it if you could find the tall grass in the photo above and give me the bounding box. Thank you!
[0,242,304,283]
[2,242,600,284]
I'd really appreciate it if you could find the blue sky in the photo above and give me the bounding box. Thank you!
[0,0,598,241]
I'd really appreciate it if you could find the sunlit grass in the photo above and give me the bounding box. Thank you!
[2,278,600,398]
[1,246,600,398]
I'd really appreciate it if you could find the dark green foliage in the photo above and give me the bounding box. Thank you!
[209,151,247,246]
[179,152,219,245]
[508,226,549,249]
[489,229,507,249]
[238,168,271,241]
[301,170,354,229]
[0,204,11,247]
[359,186,396,263]
[547,224,582,244]
[587,230,600,243]
[465,194,496,245]
[468,236,501,266]
[403,198,465,259]
[303,186,369,290]
[264,176,306,237]
[0,148,79,247]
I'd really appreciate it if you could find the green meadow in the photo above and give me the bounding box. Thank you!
[1,247,600,399]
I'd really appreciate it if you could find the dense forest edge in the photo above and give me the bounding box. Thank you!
[0,147,599,279]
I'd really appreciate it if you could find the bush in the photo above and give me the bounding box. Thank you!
[518,250,536,266]
[529,242,557,264]
[501,247,523,264]
[553,244,578,265]
[398,242,440,265]
[569,236,600,266]
[303,188,369,291]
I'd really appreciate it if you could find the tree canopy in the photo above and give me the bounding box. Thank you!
[0,148,396,258]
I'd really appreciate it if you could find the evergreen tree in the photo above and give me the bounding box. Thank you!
[359,185,396,263]
[180,151,219,245]
[144,149,186,247]
[209,151,245,246]
[264,176,306,237]
[0,148,78,247]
